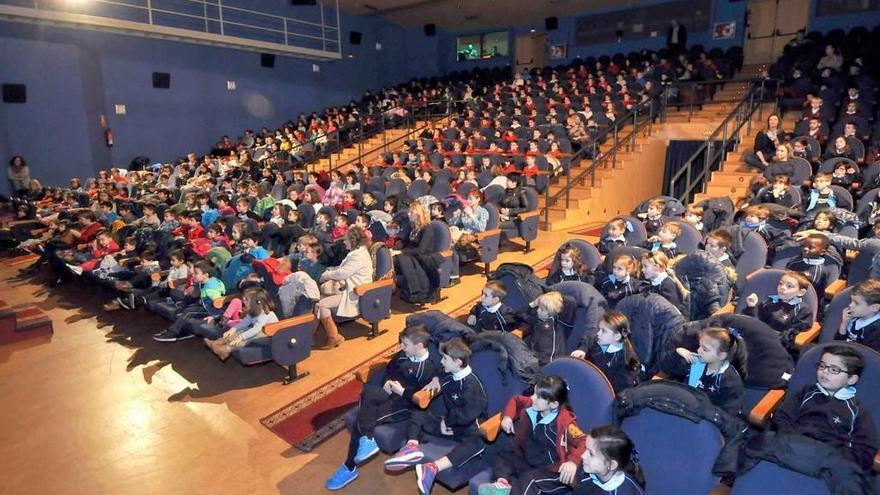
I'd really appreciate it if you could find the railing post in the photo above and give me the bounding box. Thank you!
[746,90,755,136]
[544,185,550,230]
[757,80,766,123]
[648,100,654,136]
[662,86,669,123]
[703,140,714,196]
[721,120,729,163]
[564,161,571,208]
[612,126,618,169]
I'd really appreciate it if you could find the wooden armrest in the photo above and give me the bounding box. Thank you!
[480,413,503,442]
[354,358,391,383]
[517,211,542,221]
[794,322,822,348]
[353,277,394,297]
[748,389,786,428]
[117,257,140,264]
[412,389,436,409]
[824,279,846,301]
[474,228,501,241]
[438,249,453,259]
[713,302,735,316]
[511,328,524,339]
[150,270,170,282]
[651,371,670,381]
[264,313,316,337]
[212,294,235,309]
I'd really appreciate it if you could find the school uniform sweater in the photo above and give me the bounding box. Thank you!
[834,313,880,354]
[469,301,518,333]
[574,471,645,495]
[383,351,440,404]
[785,255,840,297]
[583,342,639,393]
[686,360,745,418]
[773,383,879,470]
[640,273,684,314]
[596,275,643,308]
[522,314,566,366]
[643,215,664,237]
[440,366,489,436]
[546,268,593,286]
[597,236,627,256]
[503,396,586,471]
[744,296,813,347]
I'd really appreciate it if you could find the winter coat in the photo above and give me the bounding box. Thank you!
[615,293,687,376]
[672,251,733,320]
[406,310,475,343]
[469,330,541,386]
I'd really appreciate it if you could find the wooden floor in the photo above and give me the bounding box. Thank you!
[0,228,600,495]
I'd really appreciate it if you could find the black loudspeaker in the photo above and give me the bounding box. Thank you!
[152,72,170,89]
[349,31,362,45]
[290,0,317,4]
[424,23,436,36]
[2,84,26,103]
[261,53,276,68]
[545,16,558,30]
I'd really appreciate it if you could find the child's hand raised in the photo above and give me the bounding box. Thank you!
[467,315,477,326]
[501,416,515,434]
[840,307,853,334]
[746,293,759,308]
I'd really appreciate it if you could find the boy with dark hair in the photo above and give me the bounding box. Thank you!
[785,233,843,297]
[770,345,878,471]
[744,270,815,350]
[384,338,488,495]
[705,229,735,269]
[216,194,236,216]
[641,198,666,237]
[836,279,880,353]
[153,260,225,342]
[236,197,261,221]
[325,324,440,490]
[804,172,837,212]
[467,281,518,333]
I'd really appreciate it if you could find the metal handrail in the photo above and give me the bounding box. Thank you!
[667,79,781,202]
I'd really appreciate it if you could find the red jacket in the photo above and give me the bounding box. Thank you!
[503,395,586,470]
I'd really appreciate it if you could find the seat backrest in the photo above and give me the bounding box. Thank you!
[297,203,315,228]
[374,244,392,279]
[366,176,385,196]
[386,178,407,197]
[553,281,606,353]
[542,358,614,428]
[789,342,880,435]
[819,157,858,175]
[674,221,702,255]
[483,184,505,205]
[456,182,477,198]
[568,239,602,271]
[522,187,539,212]
[427,220,452,252]
[430,180,452,199]
[408,179,430,200]
[270,314,318,366]
[484,203,500,230]
[820,287,852,343]
[848,243,880,287]
[470,350,528,416]
[734,269,818,321]
[600,246,649,275]
[830,185,854,211]
[734,232,768,289]
[621,408,722,495]
[855,187,879,218]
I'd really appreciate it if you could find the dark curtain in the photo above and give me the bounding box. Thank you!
[663,140,723,201]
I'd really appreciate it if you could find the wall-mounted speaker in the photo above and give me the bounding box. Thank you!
[349,31,362,45]
[2,84,26,103]
[261,53,276,68]
[152,72,170,89]
[545,16,558,31]
[424,23,436,36]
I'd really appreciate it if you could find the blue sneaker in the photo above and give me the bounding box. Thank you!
[325,464,359,491]
[353,436,380,464]
[415,462,438,495]
[384,442,424,472]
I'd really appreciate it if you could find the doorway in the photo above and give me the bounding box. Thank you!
[743,0,810,64]
[515,32,547,73]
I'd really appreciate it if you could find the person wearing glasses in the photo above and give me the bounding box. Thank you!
[769,345,878,472]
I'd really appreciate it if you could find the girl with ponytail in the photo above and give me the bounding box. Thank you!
[575,425,645,494]
[571,311,641,393]
[674,326,748,417]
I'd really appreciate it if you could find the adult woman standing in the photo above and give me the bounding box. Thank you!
[7,156,30,196]
[315,226,373,349]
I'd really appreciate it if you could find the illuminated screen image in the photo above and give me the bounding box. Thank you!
[456,31,508,61]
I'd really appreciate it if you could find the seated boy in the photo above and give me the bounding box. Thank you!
[384,338,488,495]
[836,279,880,353]
[216,194,236,217]
[770,345,878,471]
[643,221,680,258]
[242,233,271,260]
[467,281,517,333]
[236,197,261,221]
[758,175,797,208]
[639,199,665,237]
[743,270,814,350]
[521,291,566,366]
[803,172,837,212]
[597,218,628,255]
[785,233,842,297]
[128,202,161,230]
[325,324,440,490]
[705,229,736,269]
[153,260,226,342]
[684,204,707,235]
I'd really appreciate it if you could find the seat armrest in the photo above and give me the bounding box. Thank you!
[354,358,391,383]
[480,413,503,442]
[150,270,170,282]
[264,313,316,337]
[713,302,735,316]
[517,211,541,221]
[511,328,524,339]
[474,228,501,242]
[651,371,670,381]
[794,322,821,348]
[353,277,394,296]
[438,249,453,259]
[824,279,846,301]
[748,389,786,429]
[412,389,436,409]
[212,294,236,309]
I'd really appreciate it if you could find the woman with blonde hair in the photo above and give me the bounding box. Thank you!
[393,202,446,304]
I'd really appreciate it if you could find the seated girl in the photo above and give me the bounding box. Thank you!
[673,326,747,417]
[204,286,278,361]
[547,242,593,285]
[571,311,641,393]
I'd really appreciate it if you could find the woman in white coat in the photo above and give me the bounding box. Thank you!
[315,226,373,348]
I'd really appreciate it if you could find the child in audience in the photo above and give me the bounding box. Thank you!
[571,311,641,393]
[158,209,180,232]
[683,204,706,235]
[216,194,235,217]
[204,287,278,360]
[758,175,797,208]
[236,197,261,221]
[830,160,861,191]
[644,222,680,258]
[836,279,880,353]
[739,205,785,248]
[705,229,736,269]
[785,233,842,297]
[803,172,837,212]
[639,251,685,314]
[467,281,517,333]
[297,236,326,284]
[242,233,270,260]
[477,375,585,495]
[547,242,593,285]
[674,326,747,417]
[430,202,446,223]
[153,260,226,342]
[331,214,350,242]
[596,255,643,308]
[384,339,488,495]
[521,291,566,366]
[340,191,359,213]
[574,425,645,495]
[744,270,814,350]
[384,219,402,249]
[640,199,665,237]
[597,219,628,255]
[254,183,276,218]
[326,324,440,490]
[770,345,878,471]
[311,211,333,246]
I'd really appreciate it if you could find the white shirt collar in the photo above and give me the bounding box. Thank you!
[854,311,880,330]
[409,352,430,363]
[650,272,669,286]
[588,471,626,491]
[802,256,826,266]
[483,302,503,313]
[452,365,472,381]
